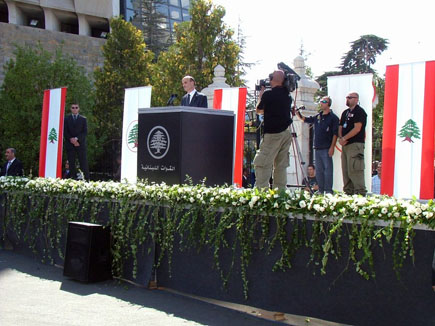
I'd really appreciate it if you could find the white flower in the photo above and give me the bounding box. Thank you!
[299,200,307,208]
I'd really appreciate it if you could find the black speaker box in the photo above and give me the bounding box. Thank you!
[63,222,112,282]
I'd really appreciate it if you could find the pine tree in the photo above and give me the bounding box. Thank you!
[340,35,389,74]
[131,0,172,56]
[94,17,154,168]
[399,119,421,143]
[151,0,243,106]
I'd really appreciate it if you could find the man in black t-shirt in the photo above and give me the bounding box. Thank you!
[253,70,292,190]
[338,92,367,195]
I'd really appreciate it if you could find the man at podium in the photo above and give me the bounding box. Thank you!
[181,75,208,108]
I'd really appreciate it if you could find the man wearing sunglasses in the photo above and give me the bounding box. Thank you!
[253,70,292,190]
[296,96,339,193]
[338,92,367,195]
[64,103,89,180]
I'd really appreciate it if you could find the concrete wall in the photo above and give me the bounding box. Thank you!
[8,0,118,19]
[0,21,105,84]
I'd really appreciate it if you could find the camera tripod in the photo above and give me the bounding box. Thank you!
[254,115,310,192]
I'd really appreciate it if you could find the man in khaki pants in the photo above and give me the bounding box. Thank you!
[254,70,292,190]
[338,92,367,195]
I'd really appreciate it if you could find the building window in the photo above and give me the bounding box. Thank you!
[125,8,135,22]
[169,0,180,6]
[169,6,181,20]
[181,0,190,9]
[182,10,189,21]
[126,0,134,9]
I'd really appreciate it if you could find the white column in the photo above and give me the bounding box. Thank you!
[287,56,320,186]
[77,14,91,36]
[5,0,23,25]
[201,65,230,108]
[43,8,60,32]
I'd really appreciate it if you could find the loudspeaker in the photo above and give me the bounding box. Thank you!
[63,222,112,282]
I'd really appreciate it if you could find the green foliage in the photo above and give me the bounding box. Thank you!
[372,76,385,160]
[93,16,154,160]
[316,34,388,98]
[314,70,342,99]
[340,34,389,74]
[152,0,243,106]
[0,44,95,175]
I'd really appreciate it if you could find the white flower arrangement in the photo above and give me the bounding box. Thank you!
[0,176,434,229]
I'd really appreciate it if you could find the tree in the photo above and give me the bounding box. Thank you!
[314,35,389,159]
[151,0,243,106]
[314,70,342,99]
[372,76,385,160]
[0,45,95,175]
[131,0,172,56]
[234,20,255,86]
[93,17,154,171]
[340,34,389,74]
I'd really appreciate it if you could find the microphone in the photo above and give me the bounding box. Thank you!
[167,94,178,106]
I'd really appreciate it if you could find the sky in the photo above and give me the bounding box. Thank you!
[212,0,435,89]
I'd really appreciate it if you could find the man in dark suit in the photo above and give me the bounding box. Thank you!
[181,75,208,108]
[1,148,24,176]
[64,103,89,180]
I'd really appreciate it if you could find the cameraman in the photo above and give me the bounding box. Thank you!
[253,70,292,190]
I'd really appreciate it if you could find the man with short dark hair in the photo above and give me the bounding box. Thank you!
[64,103,89,180]
[338,92,367,195]
[181,75,208,108]
[296,96,339,193]
[303,164,319,193]
[1,148,24,176]
[253,70,292,190]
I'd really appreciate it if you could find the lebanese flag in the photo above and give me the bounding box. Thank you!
[39,87,67,178]
[213,88,247,187]
[382,61,435,199]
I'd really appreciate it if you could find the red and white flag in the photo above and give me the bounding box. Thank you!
[213,88,247,187]
[39,87,67,178]
[382,61,435,199]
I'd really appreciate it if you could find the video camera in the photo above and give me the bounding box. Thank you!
[255,62,301,93]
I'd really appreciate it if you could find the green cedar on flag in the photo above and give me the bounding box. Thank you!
[398,119,421,143]
[128,123,138,148]
[48,127,58,143]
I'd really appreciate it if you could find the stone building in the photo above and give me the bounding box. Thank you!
[0,0,191,85]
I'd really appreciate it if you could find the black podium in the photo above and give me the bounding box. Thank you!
[137,106,234,186]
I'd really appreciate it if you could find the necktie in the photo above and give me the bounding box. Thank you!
[6,161,11,175]
[187,94,191,104]
[73,115,77,121]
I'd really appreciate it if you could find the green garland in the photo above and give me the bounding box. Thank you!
[0,176,434,298]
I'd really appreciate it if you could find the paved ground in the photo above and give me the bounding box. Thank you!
[0,249,289,326]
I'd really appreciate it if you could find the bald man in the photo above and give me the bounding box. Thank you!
[338,92,367,195]
[180,75,208,108]
[253,70,292,190]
